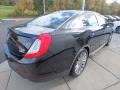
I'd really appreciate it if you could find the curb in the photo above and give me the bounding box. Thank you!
[2,18,33,21]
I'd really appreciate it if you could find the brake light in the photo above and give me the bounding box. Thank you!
[24,34,52,58]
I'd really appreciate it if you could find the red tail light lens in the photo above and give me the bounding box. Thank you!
[24,34,52,59]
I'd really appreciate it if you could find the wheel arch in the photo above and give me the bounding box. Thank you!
[116,26,120,33]
[84,46,90,56]
[70,45,90,72]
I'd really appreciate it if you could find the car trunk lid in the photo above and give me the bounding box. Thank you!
[7,26,55,60]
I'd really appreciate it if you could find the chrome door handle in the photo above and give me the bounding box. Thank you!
[91,32,95,37]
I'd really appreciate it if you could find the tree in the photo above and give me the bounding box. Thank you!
[85,0,110,14]
[51,0,83,11]
[33,0,44,15]
[46,0,53,12]
[0,0,18,5]
[13,0,33,16]
[0,0,9,5]
[109,1,120,15]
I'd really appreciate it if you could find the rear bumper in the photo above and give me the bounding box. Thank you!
[4,45,74,82]
[8,60,59,82]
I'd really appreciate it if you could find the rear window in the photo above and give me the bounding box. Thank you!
[27,11,75,29]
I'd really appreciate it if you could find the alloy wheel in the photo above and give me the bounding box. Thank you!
[74,50,88,75]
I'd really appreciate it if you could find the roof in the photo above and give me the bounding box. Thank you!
[58,10,99,15]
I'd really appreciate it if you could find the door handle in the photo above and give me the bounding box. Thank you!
[74,33,81,37]
[91,32,95,37]
[103,30,106,33]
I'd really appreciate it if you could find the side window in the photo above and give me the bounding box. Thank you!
[96,14,106,26]
[61,15,88,29]
[86,14,98,26]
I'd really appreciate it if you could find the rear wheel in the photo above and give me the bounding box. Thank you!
[70,49,88,77]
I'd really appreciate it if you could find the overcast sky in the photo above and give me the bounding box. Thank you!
[106,0,120,4]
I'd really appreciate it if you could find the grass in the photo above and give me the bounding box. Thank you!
[0,5,14,19]
[0,5,38,19]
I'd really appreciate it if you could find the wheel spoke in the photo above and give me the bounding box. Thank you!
[74,51,87,75]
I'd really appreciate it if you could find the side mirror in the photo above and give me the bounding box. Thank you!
[103,22,114,28]
[107,22,114,27]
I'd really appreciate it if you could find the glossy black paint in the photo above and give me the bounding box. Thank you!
[4,10,113,82]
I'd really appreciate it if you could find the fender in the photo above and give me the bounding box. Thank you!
[69,45,90,71]
[73,30,92,53]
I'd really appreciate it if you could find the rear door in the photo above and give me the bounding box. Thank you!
[60,13,101,53]
[85,13,102,52]
[95,14,112,46]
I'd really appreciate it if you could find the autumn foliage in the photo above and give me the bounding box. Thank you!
[10,0,120,17]
[12,0,33,16]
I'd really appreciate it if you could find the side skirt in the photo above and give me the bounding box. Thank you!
[89,43,107,56]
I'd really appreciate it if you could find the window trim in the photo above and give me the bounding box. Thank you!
[59,12,102,30]
[85,13,99,27]
[57,14,78,29]
[59,14,90,30]
[95,14,106,26]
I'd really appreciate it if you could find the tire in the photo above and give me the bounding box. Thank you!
[106,33,113,46]
[70,48,88,77]
[116,27,120,34]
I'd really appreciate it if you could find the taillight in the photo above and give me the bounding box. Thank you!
[24,34,52,59]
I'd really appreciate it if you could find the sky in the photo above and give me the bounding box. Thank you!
[106,0,120,4]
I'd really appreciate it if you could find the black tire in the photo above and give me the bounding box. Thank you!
[70,48,88,77]
[106,33,113,46]
[116,27,120,34]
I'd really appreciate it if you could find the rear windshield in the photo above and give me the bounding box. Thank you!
[27,11,75,29]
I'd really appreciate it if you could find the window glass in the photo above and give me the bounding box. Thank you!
[62,15,88,29]
[27,11,75,29]
[87,14,98,26]
[96,14,106,26]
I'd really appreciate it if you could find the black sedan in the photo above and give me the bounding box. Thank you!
[4,10,113,82]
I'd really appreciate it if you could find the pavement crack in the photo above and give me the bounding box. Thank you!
[107,48,120,56]
[90,58,120,80]
[0,70,11,74]
[5,70,12,90]
[63,77,71,90]
[102,81,120,90]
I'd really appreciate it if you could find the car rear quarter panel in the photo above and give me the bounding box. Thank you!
[40,30,91,74]
[46,32,75,73]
